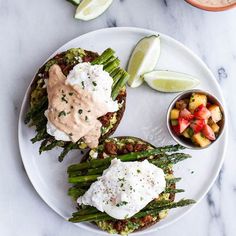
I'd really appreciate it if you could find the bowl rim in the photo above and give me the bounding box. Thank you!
[185,0,236,11]
[166,89,226,150]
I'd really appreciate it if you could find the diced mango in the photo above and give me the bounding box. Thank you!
[170,109,180,120]
[182,129,190,138]
[192,133,211,147]
[189,93,207,113]
[210,122,220,133]
[208,105,222,123]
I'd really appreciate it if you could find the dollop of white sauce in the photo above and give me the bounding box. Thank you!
[77,158,166,220]
[45,62,118,141]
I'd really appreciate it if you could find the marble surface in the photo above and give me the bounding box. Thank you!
[0,0,236,235]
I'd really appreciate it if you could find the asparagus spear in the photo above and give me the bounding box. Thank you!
[112,70,125,89]
[69,199,195,222]
[165,188,185,193]
[24,96,48,124]
[102,55,116,67]
[103,58,120,74]
[31,128,47,143]
[58,142,77,162]
[112,71,130,100]
[110,67,121,78]
[166,177,181,184]
[40,140,64,152]
[67,145,185,172]
[68,153,190,179]
[68,174,100,184]
[91,48,115,65]
[72,199,173,217]
[68,187,86,201]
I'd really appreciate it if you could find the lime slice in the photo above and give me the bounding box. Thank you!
[75,0,113,21]
[144,70,200,92]
[127,35,161,88]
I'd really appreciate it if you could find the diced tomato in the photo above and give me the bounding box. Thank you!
[179,108,194,121]
[178,118,190,133]
[202,124,216,141]
[194,104,211,120]
[172,125,180,136]
[190,119,205,133]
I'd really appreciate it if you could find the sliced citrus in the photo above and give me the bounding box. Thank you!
[127,35,161,88]
[75,0,113,21]
[144,70,200,92]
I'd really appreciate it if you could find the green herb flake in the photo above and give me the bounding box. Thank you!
[78,109,83,114]
[118,177,125,182]
[137,169,141,173]
[69,92,74,96]
[92,81,97,86]
[58,111,66,117]
[61,94,68,103]
[81,81,85,89]
[116,201,128,207]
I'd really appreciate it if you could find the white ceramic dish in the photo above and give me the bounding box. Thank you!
[18,27,228,235]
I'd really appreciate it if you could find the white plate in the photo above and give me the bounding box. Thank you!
[18,27,228,235]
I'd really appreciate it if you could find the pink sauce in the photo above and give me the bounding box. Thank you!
[47,64,110,148]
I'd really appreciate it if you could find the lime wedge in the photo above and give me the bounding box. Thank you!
[75,0,113,21]
[127,35,161,88]
[144,70,200,92]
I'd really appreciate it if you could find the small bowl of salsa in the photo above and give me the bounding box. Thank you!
[185,0,236,11]
[167,90,225,149]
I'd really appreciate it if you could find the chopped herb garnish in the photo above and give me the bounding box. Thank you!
[78,109,83,114]
[67,111,71,115]
[87,110,91,112]
[81,81,85,89]
[137,169,141,173]
[85,116,88,121]
[92,81,97,86]
[71,106,74,109]
[118,177,125,182]
[116,201,128,207]
[69,133,73,136]
[69,92,74,96]
[61,94,68,103]
[58,111,66,117]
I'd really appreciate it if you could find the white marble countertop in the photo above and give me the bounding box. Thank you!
[1,0,236,235]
